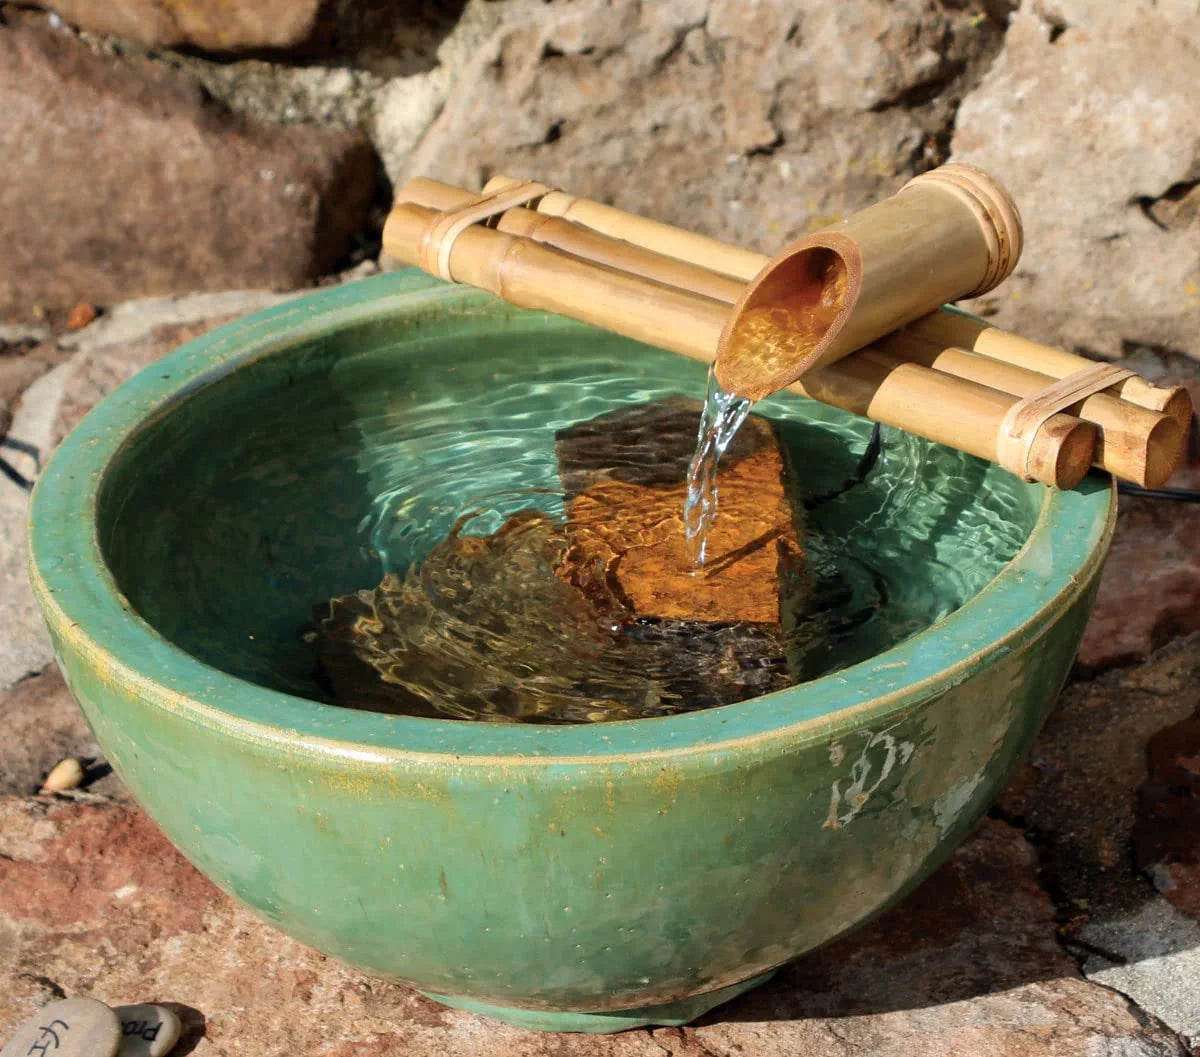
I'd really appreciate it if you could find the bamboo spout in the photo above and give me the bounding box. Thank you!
[383,194,1095,489]
[479,168,1021,403]
[713,165,1023,400]
[406,166,1022,406]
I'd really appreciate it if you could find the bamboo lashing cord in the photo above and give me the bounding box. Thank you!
[419,181,550,282]
[997,363,1135,481]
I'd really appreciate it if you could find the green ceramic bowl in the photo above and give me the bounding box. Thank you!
[28,272,1115,1033]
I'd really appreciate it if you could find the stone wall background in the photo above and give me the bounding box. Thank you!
[2,0,1197,363]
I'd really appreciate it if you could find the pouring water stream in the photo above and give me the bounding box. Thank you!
[683,366,753,567]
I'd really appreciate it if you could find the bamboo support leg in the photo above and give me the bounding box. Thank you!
[900,310,1194,434]
[876,333,1182,487]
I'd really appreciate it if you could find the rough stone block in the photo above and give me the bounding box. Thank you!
[0,15,377,318]
[554,397,806,626]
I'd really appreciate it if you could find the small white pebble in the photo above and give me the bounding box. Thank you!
[41,757,85,792]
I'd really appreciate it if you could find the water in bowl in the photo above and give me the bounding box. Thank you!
[99,322,1038,724]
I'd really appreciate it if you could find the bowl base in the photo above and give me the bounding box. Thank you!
[420,970,776,1033]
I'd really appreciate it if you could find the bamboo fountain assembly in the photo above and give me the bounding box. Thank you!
[383,165,1190,490]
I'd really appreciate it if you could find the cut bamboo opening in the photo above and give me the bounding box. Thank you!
[383,198,1096,489]
[481,174,1188,428]
[397,179,1174,487]
[714,166,1023,400]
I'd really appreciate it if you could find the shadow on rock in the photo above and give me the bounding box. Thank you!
[159,1003,206,1056]
[705,816,1076,1022]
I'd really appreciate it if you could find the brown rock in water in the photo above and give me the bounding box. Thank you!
[554,398,805,626]
[308,399,807,722]
[0,14,377,318]
[308,510,796,723]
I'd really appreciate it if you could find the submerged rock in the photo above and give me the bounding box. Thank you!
[307,398,809,723]
[554,397,807,626]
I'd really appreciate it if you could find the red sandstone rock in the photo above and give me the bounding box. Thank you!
[0,15,377,319]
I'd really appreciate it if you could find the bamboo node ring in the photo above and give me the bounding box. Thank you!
[901,164,1024,297]
[997,362,1134,481]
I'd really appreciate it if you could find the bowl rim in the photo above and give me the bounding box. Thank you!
[28,270,1117,765]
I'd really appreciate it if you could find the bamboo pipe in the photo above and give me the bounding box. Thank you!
[875,333,1182,487]
[800,366,1087,490]
[897,309,1194,434]
[403,177,747,304]
[802,349,1091,491]
[501,183,765,283]
[384,201,727,355]
[482,174,1190,428]
[382,200,1095,489]
[481,167,1024,402]
[399,179,1172,486]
